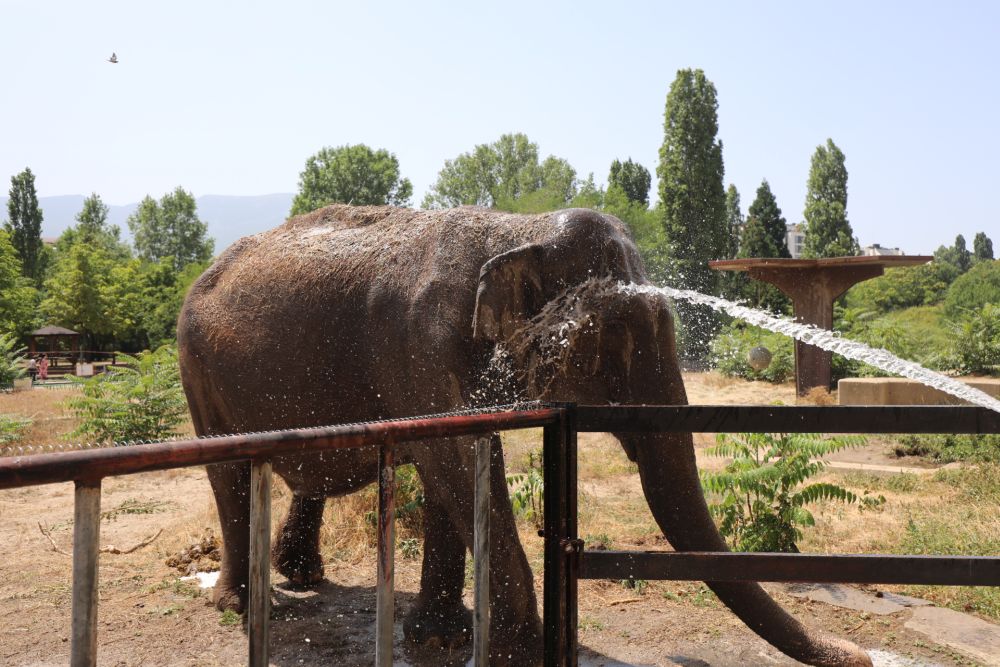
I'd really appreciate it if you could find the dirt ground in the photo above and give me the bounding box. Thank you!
[0,376,991,666]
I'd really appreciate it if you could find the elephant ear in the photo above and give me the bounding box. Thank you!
[473,243,546,342]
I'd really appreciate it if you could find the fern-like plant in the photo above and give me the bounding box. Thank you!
[701,432,879,552]
[65,346,188,444]
[0,333,27,387]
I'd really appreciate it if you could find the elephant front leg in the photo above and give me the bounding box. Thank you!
[404,492,472,648]
[272,494,326,586]
[207,461,252,612]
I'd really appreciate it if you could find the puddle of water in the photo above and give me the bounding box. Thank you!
[180,570,219,589]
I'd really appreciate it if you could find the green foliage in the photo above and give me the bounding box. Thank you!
[4,168,45,283]
[65,346,188,444]
[893,432,1000,463]
[290,144,413,215]
[723,184,742,259]
[127,188,214,270]
[942,259,1000,319]
[833,306,921,377]
[701,432,875,552]
[657,68,728,359]
[935,235,974,275]
[0,414,30,446]
[974,232,994,263]
[844,264,959,314]
[364,463,425,531]
[0,229,39,336]
[423,133,579,211]
[949,303,1000,375]
[801,139,859,258]
[56,194,130,260]
[735,180,791,311]
[0,332,27,386]
[41,243,115,338]
[507,448,544,529]
[608,158,651,206]
[710,323,794,383]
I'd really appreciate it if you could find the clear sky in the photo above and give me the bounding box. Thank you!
[2,1,998,254]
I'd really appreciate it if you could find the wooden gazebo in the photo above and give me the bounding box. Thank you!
[28,325,81,356]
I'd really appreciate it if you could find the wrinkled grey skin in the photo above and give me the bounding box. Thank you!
[178,205,870,666]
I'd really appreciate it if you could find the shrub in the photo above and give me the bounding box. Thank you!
[0,332,27,387]
[701,432,880,552]
[893,433,1000,463]
[943,259,1000,319]
[844,263,958,313]
[363,463,425,532]
[507,448,544,529]
[949,303,1000,375]
[710,323,794,383]
[0,414,30,447]
[65,346,188,443]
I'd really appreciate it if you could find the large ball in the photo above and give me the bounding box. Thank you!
[747,346,773,372]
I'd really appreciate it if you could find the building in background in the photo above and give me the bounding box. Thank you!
[786,223,806,258]
[861,243,904,256]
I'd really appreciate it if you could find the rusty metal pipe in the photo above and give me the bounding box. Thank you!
[0,409,562,490]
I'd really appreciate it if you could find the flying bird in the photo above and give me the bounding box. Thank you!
[107,53,118,64]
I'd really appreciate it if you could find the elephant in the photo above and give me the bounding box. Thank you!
[177,204,871,667]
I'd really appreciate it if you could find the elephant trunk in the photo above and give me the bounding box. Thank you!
[625,432,872,667]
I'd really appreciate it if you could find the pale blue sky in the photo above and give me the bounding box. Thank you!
[2,1,998,253]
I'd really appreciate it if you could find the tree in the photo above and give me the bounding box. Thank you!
[723,184,743,259]
[423,133,579,210]
[657,69,728,359]
[0,229,38,335]
[736,181,790,311]
[974,232,994,263]
[801,139,858,258]
[4,168,44,283]
[56,193,130,259]
[935,234,973,274]
[127,188,214,270]
[290,144,413,215]
[740,181,790,260]
[608,158,651,206]
[41,243,113,341]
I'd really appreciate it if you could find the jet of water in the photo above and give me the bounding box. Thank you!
[621,282,1000,414]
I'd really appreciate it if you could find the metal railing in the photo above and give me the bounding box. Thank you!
[541,404,1000,667]
[3,403,999,666]
[0,405,566,667]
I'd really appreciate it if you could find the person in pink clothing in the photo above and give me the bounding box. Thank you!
[37,354,49,381]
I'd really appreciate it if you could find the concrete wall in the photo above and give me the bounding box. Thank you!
[838,377,1000,406]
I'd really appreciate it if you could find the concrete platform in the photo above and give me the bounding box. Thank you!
[839,377,1000,406]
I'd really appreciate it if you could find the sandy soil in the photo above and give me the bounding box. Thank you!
[0,375,983,666]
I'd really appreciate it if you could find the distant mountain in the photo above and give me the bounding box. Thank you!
[0,193,294,253]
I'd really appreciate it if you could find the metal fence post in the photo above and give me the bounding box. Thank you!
[71,478,102,667]
[375,443,396,667]
[249,459,272,667]
[473,435,491,665]
[543,404,578,667]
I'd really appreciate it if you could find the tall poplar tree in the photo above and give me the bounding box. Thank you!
[4,168,44,283]
[657,69,727,358]
[801,139,858,258]
[723,184,743,259]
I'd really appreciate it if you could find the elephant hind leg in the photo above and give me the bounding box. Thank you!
[403,490,471,649]
[272,494,327,586]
